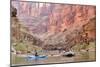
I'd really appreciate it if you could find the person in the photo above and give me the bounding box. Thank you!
[34,50,38,56]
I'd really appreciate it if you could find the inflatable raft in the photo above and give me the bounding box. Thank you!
[63,51,75,57]
[26,55,48,61]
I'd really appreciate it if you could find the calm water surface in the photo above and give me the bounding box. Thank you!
[11,51,95,66]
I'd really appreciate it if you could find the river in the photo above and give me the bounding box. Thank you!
[11,51,95,66]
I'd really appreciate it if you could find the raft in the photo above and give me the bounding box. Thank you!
[26,55,48,61]
[63,51,75,57]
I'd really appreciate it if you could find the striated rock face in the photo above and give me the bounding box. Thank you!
[48,4,96,34]
[11,1,96,50]
[11,1,96,34]
[83,17,96,41]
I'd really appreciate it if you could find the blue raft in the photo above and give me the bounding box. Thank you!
[26,55,48,61]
